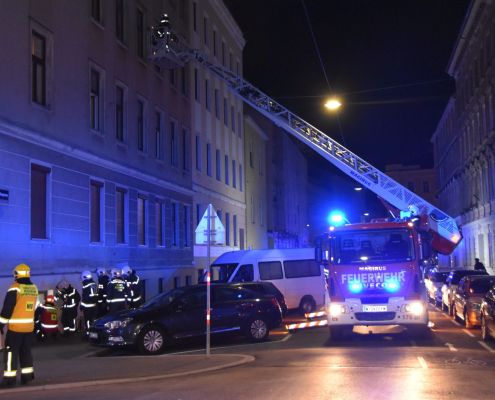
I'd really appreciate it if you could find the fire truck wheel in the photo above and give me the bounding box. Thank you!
[329,325,345,340]
[298,297,315,316]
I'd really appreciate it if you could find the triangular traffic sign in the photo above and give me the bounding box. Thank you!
[195,204,225,245]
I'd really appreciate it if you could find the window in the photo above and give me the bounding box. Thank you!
[237,61,240,76]
[174,277,180,288]
[259,261,283,280]
[171,203,178,246]
[116,85,125,142]
[232,160,236,188]
[184,205,190,247]
[170,121,178,166]
[90,180,104,243]
[90,68,101,131]
[259,199,263,226]
[204,17,209,46]
[136,8,145,58]
[186,276,192,286]
[170,69,177,88]
[196,135,202,171]
[230,52,233,71]
[155,111,162,159]
[225,155,229,185]
[158,278,163,294]
[213,30,218,56]
[225,212,230,245]
[182,128,190,172]
[205,79,211,110]
[181,67,187,95]
[197,203,203,226]
[31,164,51,239]
[207,143,212,177]
[224,98,228,125]
[116,187,128,244]
[284,260,320,279]
[138,194,147,246]
[231,106,235,132]
[194,69,200,101]
[423,181,430,193]
[258,148,262,174]
[193,2,198,32]
[222,41,226,66]
[137,100,144,151]
[216,149,221,181]
[156,200,165,246]
[238,112,242,138]
[215,89,220,118]
[91,0,103,24]
[116,0,124,41]
[250,195,254,223]
[249,141,253,168]
[32,31,46,105]
[239,164,243,192]
[408,182,414,192]
[233,215,237,246]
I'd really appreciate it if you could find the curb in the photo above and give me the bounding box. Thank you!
[0,354,255,393]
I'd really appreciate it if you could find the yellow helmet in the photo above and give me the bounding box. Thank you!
[14,264,31,279]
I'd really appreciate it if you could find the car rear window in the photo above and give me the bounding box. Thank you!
[433,272,449,282]
[470,279,495,294]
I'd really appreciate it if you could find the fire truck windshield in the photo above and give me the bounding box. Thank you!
[330,228,415,265]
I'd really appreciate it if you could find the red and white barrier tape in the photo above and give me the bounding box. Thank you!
[305,311,327,319]
[286,320,329,330]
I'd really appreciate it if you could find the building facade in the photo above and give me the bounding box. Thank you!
[432,0,495,269]
[0,0,241,300]
[385,164,436,206]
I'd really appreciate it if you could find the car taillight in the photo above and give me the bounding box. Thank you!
[270,298,280,308]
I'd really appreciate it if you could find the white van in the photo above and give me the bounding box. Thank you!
[207,248,325,315]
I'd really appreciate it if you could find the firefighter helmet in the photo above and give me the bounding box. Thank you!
[45,295,55,305]
[96,267,107,277]
[110,268,122,279]
[121,266,132,277]
[13,264,31,279]
[81,270,92,280]
[57,280,69,291]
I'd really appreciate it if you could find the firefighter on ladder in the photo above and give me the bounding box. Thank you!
[0,264,38,389]
[80,271,98,338]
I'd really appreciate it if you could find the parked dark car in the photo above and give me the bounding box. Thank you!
[480,284,495,341]
[441,269,489,316]
[453,276,495,328]
[88,283,282,355]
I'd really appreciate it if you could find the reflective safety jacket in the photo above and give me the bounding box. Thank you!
[35,303,59,333]
[124,273,142,304]
[81,279,98,309]
[98,275,110,305]
[106,278,132,306]
[0,278,38,333]
[57,285,81,311]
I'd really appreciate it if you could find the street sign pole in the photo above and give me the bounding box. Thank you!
[206,204,211,359]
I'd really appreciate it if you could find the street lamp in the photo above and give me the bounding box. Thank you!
[325,99,342,109]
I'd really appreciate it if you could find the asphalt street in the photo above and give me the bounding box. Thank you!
[3,302,495,399]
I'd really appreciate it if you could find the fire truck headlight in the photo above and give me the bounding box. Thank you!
[329,305,347,316]
[410,303,423,315]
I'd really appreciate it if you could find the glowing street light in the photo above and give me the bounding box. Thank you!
[325,99,342,109]
[354,187,362,191]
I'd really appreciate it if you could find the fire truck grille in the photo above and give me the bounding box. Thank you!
[354,312,396,321]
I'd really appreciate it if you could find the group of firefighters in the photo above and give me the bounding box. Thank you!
[0,263,142,389]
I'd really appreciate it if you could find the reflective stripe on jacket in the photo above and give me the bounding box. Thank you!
[0,281,38,333]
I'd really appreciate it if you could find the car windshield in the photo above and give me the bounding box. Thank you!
[470,279,495,294]
[433,272,449,282]
[331,228,415,265]
[208,263,239,282]
[141,288,186,309]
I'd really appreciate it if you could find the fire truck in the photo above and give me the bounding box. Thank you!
[147,25,463,339]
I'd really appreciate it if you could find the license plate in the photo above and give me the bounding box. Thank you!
[89,332,98,339]
[363,306,387,312]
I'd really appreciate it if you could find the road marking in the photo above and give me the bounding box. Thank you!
[445,343,457,352]
[478,341,495,353]
[417,357,428,369]
[410,340,417,348]
[281,334,292,342]
[462,329,475,338]
[450,320,462,326]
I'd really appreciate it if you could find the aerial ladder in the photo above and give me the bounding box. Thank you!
[148,26,462,256]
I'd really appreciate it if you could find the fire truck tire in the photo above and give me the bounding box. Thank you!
[298,297,315,316]
[329,325,345,340]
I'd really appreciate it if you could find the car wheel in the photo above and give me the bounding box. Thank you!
[481,315,491,341]
[464,311,473,329]
[299,298,314,316]
[448,302,454,317]
[329,325,345,340]
[245,316,269,342]
[138,325,167,355]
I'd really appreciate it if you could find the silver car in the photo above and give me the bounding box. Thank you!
[426,269,450,305]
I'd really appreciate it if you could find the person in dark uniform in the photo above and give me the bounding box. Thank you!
[0,264,38,389]
[56,281,81,338]
[474,258,486,271]
[106,269,132,314]
[96,267,109,318]
[122,266,142,309]
[80,271,98,338]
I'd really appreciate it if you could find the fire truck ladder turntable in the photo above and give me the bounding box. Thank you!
[148,27,462,250]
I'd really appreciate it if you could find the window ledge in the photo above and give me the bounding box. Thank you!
[31,101,53,113]
[91,18,105,31]
[116,243,129,246]
[90,241,104,245]
[116,39,128,51]
[116,140,128,149]
[137,57,148,68]
[31,238,51,242]
[137,150,148,157]
[91,128,105,137]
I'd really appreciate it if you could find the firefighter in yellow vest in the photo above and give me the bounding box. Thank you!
[0,264,38,389]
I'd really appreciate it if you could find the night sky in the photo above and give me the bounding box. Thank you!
[225,0,471,171]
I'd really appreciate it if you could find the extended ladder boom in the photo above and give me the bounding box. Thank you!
[148,28,462,254]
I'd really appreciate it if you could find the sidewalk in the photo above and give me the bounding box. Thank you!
[0,335,254,394]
